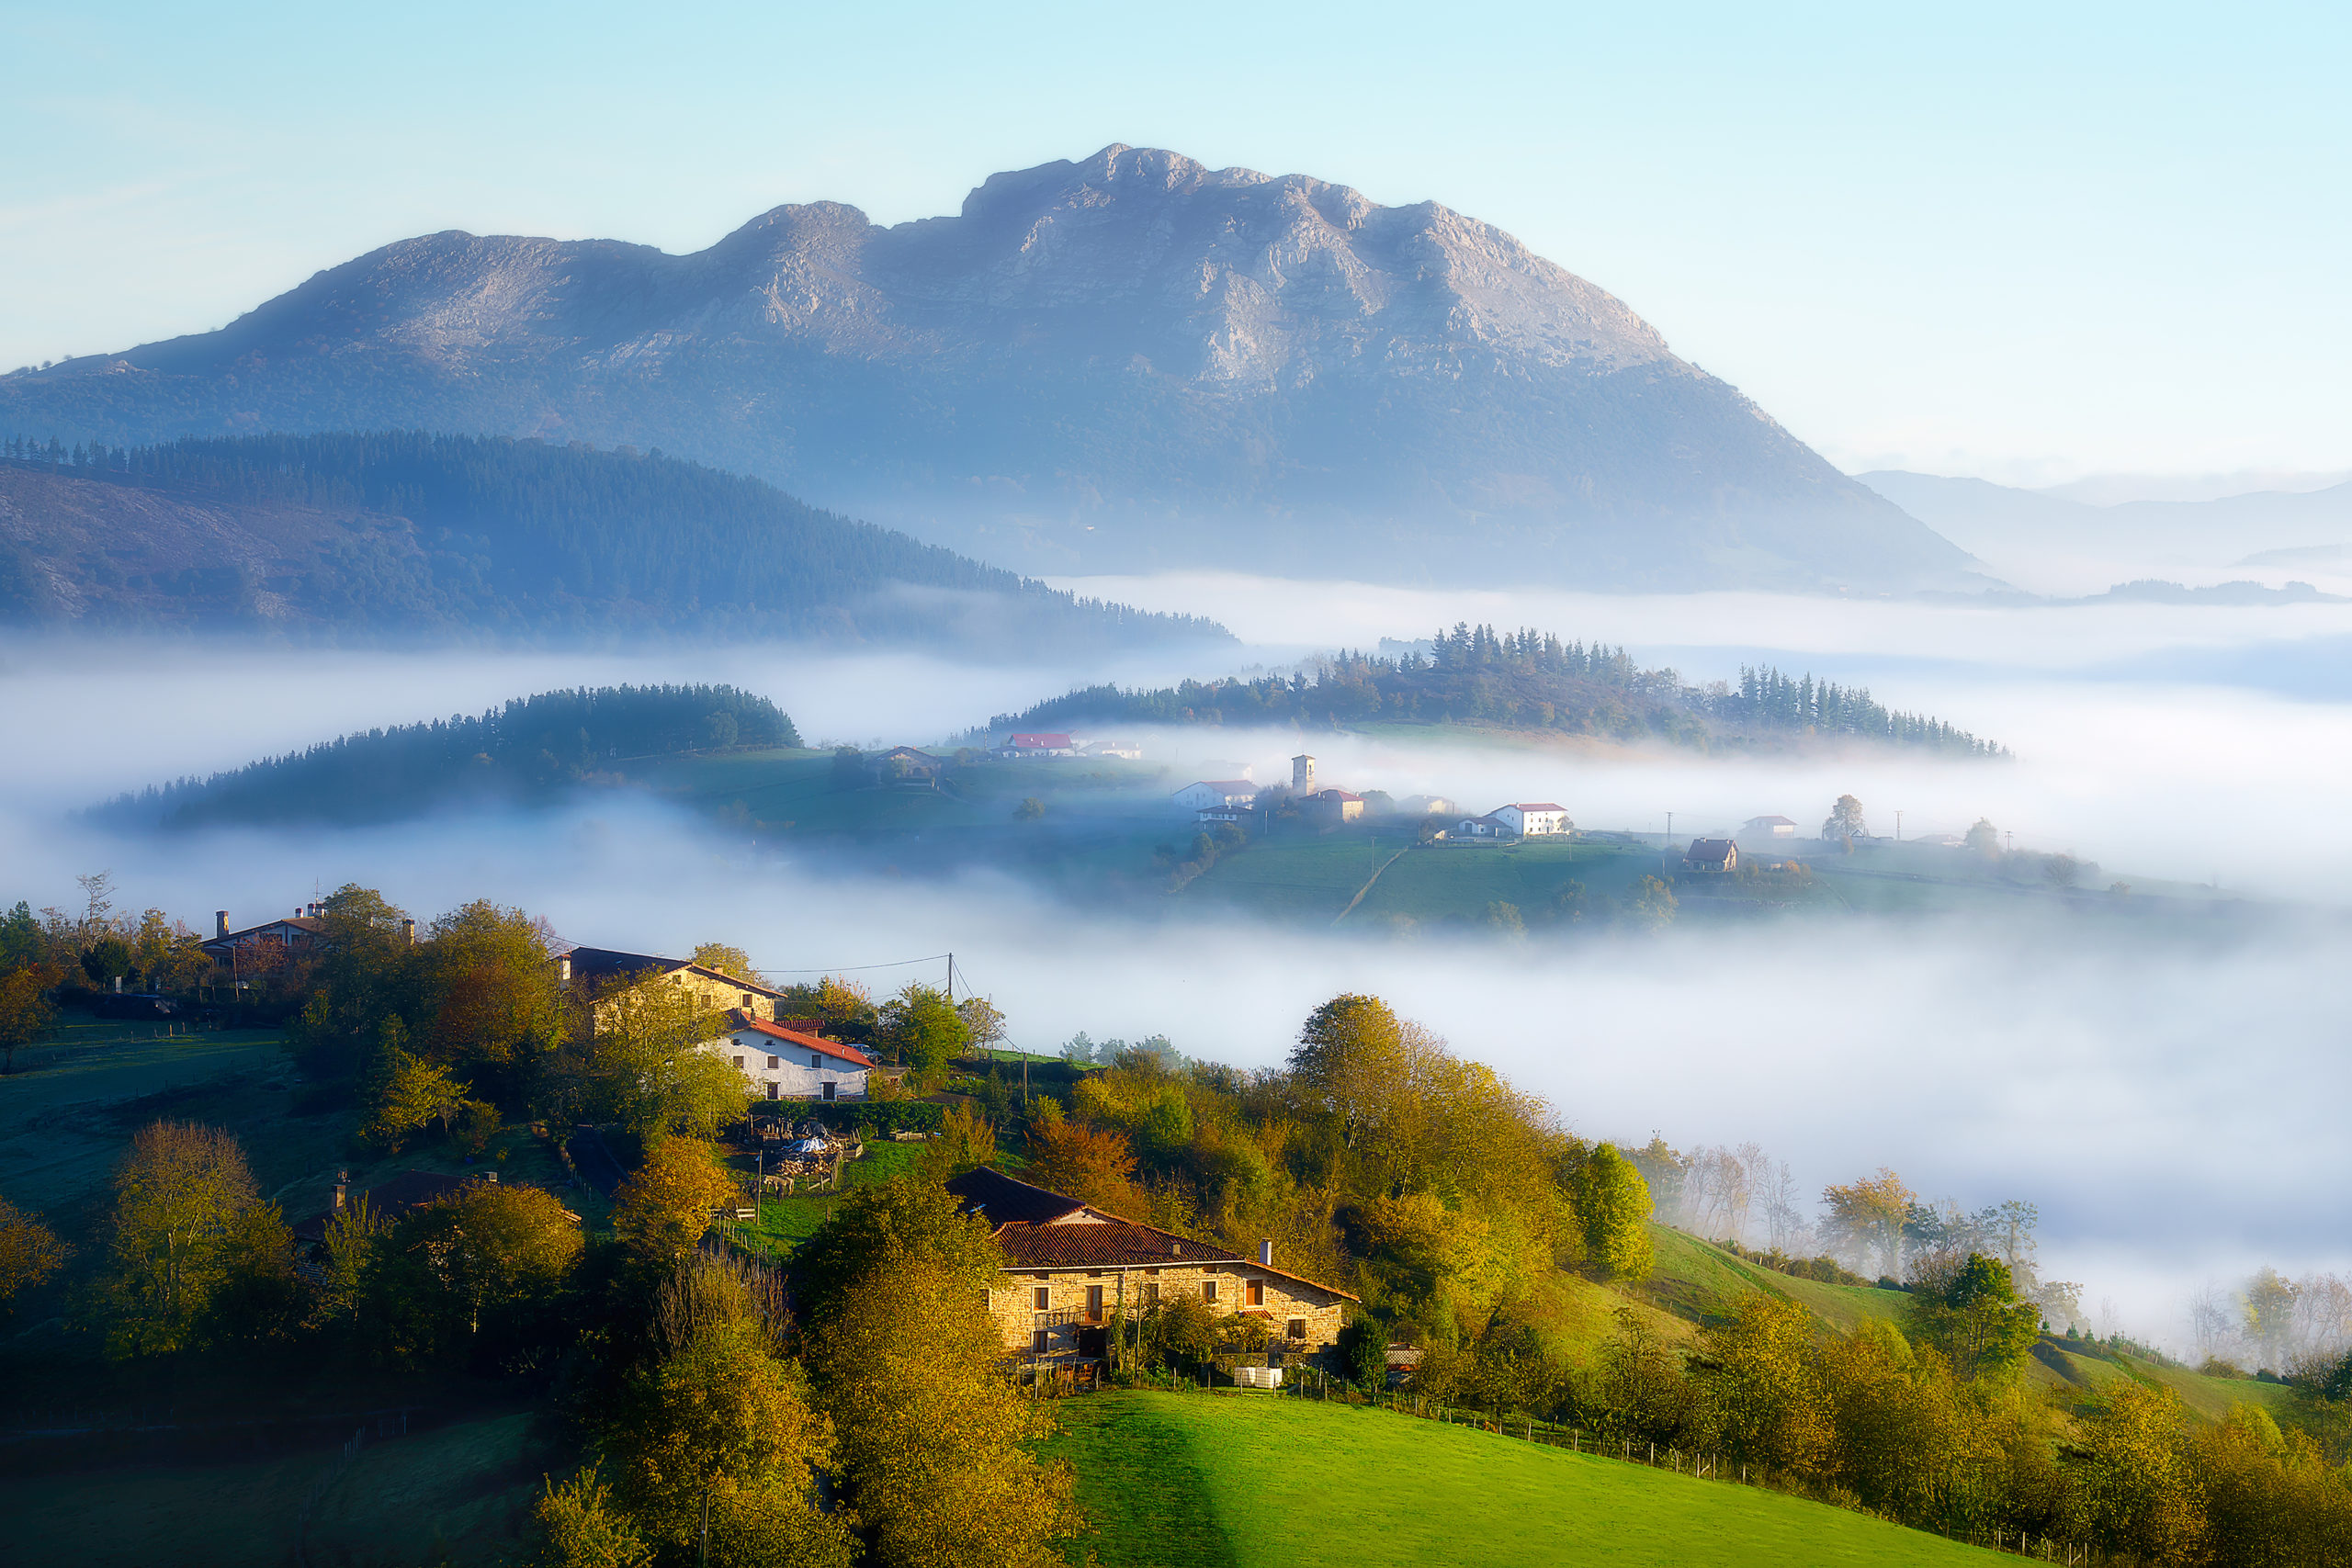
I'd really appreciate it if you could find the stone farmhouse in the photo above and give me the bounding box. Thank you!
[944,1167,1356,1369]
[558,946,789,1022]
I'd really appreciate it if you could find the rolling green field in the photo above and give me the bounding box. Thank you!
[1047,1391,2004,1567]
[0,1019,305,1219]
[0,1410,555,1568]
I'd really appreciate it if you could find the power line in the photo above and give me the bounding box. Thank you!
[755,953,953,975]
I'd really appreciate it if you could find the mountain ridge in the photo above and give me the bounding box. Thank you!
[4,145,1976,593]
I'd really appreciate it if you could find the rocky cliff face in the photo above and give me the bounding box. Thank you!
[1,146,1972,591]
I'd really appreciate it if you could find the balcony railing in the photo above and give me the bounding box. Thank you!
[1032,1308,1107,1328]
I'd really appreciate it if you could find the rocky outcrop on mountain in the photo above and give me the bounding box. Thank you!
[3,146,1974,591]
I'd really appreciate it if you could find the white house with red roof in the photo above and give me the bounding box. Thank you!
[713,1011,876,1102]
[1492,802,1571,836]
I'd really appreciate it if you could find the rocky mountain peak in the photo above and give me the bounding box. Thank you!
[0,147,1973,592]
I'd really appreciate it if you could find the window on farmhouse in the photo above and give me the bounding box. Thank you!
[1139,1282,1160,1309]
[1202,1280,1217,1303]
[1086,1284,1103,1320]
[1245,1280,1263,1307]
[732,1055,744,1067]
[1033,1285,1050,1310]
[1288,1318,1306,1339]
[1032,1329,1048,1354]
[767,1055,780,1069]
[810,1054,822,1070]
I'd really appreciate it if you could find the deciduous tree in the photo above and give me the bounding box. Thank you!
[363,1044,471,1151]
[0,964,57,1074]
[691,942,758,981]
[101,1121,271,1356]
[585,974,741,1139]
[810,1254,1081,1567]
[1821,1168,1915,1280]
[1575,1144,1654,1281]
[376,1182,582,1348]
[611,1137,736,1272]
[604,1255,854,1568]
[1905,1252,2041,1382]
[1022,1119,1139,1213]
[793,1181,1003,1330]
[880,982,967,1081]
[0,1193,66,1311]
[528,1470,654,1568]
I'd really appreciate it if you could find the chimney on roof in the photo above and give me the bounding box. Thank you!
[1259,1239,1273,1268]
[216,910,228,938]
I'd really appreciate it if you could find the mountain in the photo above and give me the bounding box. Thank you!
[1858,469,2352,596]
[1,146,1975,593]
[0,433,1228,651]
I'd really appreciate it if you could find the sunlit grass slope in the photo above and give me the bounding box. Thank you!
[1048,1391,2000,1568]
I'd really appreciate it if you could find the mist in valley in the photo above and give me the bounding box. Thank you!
[6,576,2349,1359]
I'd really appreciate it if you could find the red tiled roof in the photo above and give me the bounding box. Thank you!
[1509,802,1566,811]
[998,1220,1246,1269]
[729,1013,876,1067]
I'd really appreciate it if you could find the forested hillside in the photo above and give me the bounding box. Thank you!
[89,684,795,829]
[989,623,2005,756]
[0,434,1227,651]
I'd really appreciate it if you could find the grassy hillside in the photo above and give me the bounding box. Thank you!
[0,1410,554,1568]
[1048,1390,2002,1567]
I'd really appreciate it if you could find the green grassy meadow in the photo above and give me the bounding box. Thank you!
[0,1018,304,1218]
[1047,1390,2004,1567]
[0,1410,555,1568]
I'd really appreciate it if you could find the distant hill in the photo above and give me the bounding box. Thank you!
[91,683,797,829]
[0,433,1227,650]
[1,146,1978,593]
[1858,468,2352,596]
[984,623,2007,758]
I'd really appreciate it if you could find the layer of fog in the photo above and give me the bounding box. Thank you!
[3,789,2343,1351]
[10,582,2352,1353]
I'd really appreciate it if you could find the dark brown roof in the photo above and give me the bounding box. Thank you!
[562,946,786,998]
[997,1220,1244,1269]
[291,1169,485,1242]
[200,914,325,952]
[944,1166,1088,1227]
[1684,838,1737,864]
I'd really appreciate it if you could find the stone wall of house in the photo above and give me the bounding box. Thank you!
[985,1259,1348,1363]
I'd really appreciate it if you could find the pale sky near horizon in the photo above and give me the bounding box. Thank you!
[5,0,2346,486]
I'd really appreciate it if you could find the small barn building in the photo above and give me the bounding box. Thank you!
[1683,838,1739,874]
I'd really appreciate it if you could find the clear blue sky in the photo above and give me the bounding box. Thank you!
[6,0,2346,483]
